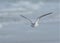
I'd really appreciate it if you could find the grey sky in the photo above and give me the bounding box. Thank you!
[0,0,60,43]
[0,0,59,2]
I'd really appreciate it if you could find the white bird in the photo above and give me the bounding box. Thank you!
[20,12,53,28]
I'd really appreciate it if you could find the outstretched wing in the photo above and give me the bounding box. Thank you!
[38,12,53,19]
[35,12,53,24]
[20,15,32,23]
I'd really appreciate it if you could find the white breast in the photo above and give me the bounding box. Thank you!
[35,19,39,27]
[35,22,39,27]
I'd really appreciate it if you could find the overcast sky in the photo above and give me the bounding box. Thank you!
[0,0,60,43]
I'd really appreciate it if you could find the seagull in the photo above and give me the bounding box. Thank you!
[20,12,53,28]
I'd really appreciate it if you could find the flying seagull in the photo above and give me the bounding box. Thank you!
[20,12,53,28]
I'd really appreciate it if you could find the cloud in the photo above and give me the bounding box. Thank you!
[0,1,44,12]
[11,1,44,10]
[0,24,3,28]
[0,23,10,29]
[0,1,59,25]
[0,1,44,21]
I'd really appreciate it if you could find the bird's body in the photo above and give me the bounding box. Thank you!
[20,12,53,28]
[31,22,39,28]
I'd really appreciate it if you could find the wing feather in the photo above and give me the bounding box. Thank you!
[35,12,53,24]
[20,15,32,23]
[38,12,53,19]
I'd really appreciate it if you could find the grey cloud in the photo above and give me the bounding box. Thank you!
[0,0,59,3]
[0,16,21,23]
[0,0,59,43]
